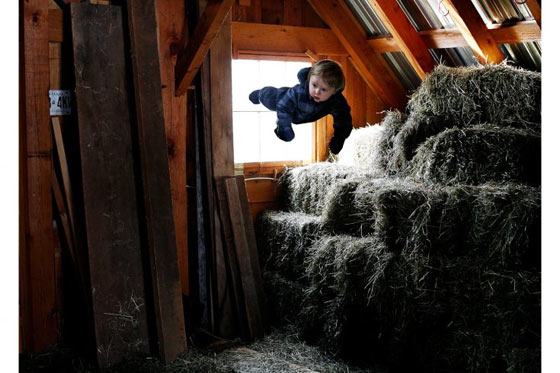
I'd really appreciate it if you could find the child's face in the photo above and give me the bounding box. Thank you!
[308,75,337,102]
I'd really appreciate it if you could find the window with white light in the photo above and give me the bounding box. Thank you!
[232,59,313,163]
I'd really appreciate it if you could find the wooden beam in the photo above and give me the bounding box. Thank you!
[233,21,540,56]
[210,12,234,178]
[487,20,541,45]
[21,0,57,353]
[126,0,187,363]
[366,0,435,79]
[307,0,407,109]
[440,0,505,63]
[175,0,234,96]
[155,0,189,297]
[524,0,541,29]
[232,22,347,57]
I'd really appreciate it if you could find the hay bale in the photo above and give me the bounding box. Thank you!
[408,256,540,372]
[387,110,448,173]
[321,178,455,252]
[407,63,541,128]
[298,235,395,358]
[278,162,370,215]
[409,124,541,186]
[337,123,385,173]
[373,110,407,175]
[262,271,306,327]
[256,211,323,281]
[465,183,541,269]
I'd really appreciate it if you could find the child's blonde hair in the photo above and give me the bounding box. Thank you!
[308,59,345,92]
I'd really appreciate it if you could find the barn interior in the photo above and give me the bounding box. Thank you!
[18,0,546,371]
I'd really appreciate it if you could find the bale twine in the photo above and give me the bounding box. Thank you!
[406,63,541,129]
[408,124,541,186]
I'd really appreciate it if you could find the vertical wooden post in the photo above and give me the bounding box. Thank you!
[156,0,189,296]
[20,0,57,353]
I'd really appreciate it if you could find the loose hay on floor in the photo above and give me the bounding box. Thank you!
[105,326,383,372]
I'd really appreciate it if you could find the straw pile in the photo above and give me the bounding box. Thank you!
[102,326,377,373]
[254,63,540,371]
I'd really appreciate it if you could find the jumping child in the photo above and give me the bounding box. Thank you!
[248,59,353,155]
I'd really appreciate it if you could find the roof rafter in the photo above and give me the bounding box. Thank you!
[366,0,435,79]
[231,21,540,58]
[440,0,505,64]
[307,0,407,109]
[175,0,234,96]
[524,0,541,29]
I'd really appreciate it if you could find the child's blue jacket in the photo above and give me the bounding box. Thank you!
[259,67,353,141]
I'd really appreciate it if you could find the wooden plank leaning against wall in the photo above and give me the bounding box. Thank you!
[20,0,58,354]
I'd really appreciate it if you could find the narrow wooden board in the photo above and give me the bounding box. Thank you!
[71,3,150,367]
[126,0,187,362]
[232,176,267,330]
[21,0,57,353]
[224,178,264,339]
[215,177,250,339]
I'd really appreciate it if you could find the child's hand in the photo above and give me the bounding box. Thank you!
[329,136,345,154]
[274,124,295,142]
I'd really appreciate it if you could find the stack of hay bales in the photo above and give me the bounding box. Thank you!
[255,63,541,371]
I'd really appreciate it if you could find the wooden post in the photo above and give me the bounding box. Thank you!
[21,0,57,353]
[156,0,190,297]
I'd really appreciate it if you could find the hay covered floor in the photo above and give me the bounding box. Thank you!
[256,63,541,372]
[20,326,384,372]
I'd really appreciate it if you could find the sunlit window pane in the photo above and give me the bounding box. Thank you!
[232,59,312,163]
